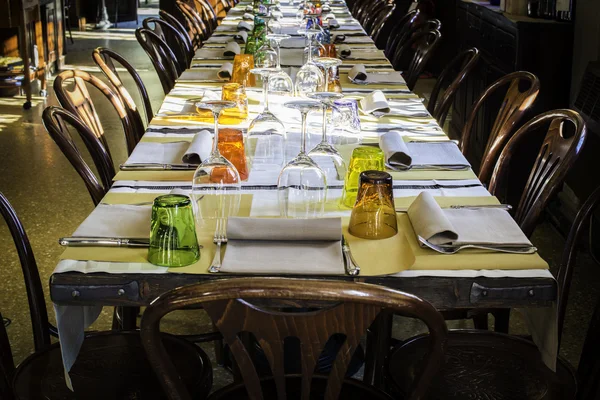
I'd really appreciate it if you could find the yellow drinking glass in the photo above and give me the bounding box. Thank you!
[348,170,398,239]
[218,128,249,181]
[231,54,257,87]
[341,146,385,208]
[220,83,248,124]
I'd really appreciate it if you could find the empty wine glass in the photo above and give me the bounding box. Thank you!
[248,68,287,170]
[295,28,325,97]
[277,100,327,218]
[192,100,241,223]
[307,92,346,182]
[255,22,278,69]
[266,33,294,95]
[314,56,342,92]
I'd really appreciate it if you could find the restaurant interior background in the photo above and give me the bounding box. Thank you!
[1,0,600,395]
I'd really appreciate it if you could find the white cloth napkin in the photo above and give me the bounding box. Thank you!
[328,18,340,28]
[333,34,345,43]
[73,204,151,238]
[359,90,390,114]
[221,217,345,275]
[339,44,351,58]
[244,5,253,12]
[178,70,220,82]
[325,12,336,19]
[407,192,533,247]
[237,20,253,31]
[224,41,241,57]
[124,131,212,165]
[234,30,248,43]
[182,131,213,164]
[218,62,234,80]
[380,132,470,168]
[348,64,367,82]
[243,12,254,20]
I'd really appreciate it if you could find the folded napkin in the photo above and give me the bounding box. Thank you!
[125,130,212,165]
[243,12,254,20]
[380,132,470,168]
[359,90,389,114]
[333,34,346,43]
[238,21,253,31]
[348,64,367,82]
[234,30,248,43]
[325,12,336,19]
[224,41,241,57]
[245,5,253,11]
[407,192,532,247]
[73,204,151,238]
[272,10,283,18]
[328,19,340,28]
[220,217,345,275]
[218,62,234,80]
[339,44,351,58]
[178,70,220,82]
[201,90,221,101]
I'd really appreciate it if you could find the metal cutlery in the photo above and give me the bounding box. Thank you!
[387,163,470,172]
[373,110,430,118]
[120,163,198,171]
[342,235,360,276]
[59,237,150,248]
[209,217,228,273]
[417,236,537,255]
[396,204,512,213]
[100,201,155,206]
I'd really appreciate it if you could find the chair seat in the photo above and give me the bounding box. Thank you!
[386,330,577,400]
[13,331,212,400]
[208,375,394,400]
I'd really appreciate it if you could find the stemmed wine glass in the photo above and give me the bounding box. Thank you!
[266,33,294,95]
[255,17,278,69]
[314,56,342,92]
[192,100,241,223]
[295,27,324,97]
[307,92,347,182]
[277,100,327,218]
[247,68,287,170]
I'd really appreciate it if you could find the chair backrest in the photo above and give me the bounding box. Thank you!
[0,311,15,399]
[193,0,218,31]
[461,71,540,186]
[141,278,447,400]
[489,109,587,237]
[384,9,419,58]
[176,0,209,48]
[135,28,181,95]
[92,47,152,133]
[371,3,396,45]
[390,19,441,71]
[359,0,387,29]
[396,29,441,91]
[427,47,480,127]
[160,9,196,57]
[42,106,115,205]
[53,69,138,156]
[142,17,193,70]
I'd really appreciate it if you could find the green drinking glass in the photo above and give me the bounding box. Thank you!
[148,194,200,267]
[341,146,385,208]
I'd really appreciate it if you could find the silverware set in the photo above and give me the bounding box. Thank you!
[342,235,360,276]
[120,163,198,171]
[209,218,228,273]
[418,236,537,255]
[387,163,470,172]
[395,204,512,213]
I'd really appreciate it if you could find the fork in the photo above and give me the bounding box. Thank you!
[418,236,537,255]
[209,218,228,273]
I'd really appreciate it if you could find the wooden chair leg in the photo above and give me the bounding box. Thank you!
[472,313,489,330]
[363,311,393,389]
[493,309,511,333]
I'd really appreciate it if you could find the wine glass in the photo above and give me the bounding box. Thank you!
[295,28,324,97]
[313,56,342,92]
[248,68,287,170]
[277,100,327,218]
[255,19,278,69]
[307,92,347,182]
[266,33,294,95]
[191,100,241,224]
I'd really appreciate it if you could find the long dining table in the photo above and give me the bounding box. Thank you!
[50,0,559,388]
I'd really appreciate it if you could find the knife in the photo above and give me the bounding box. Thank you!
[395,204,513,213]
[120,163,198,171]
[59,237,150,247]
[342,236,360,276]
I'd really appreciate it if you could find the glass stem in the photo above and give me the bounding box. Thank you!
[321,106,328,143]
[307,39,313,63]
[276,42,281,69]
[323,66,329,92]
[300,110,308,154]
[211,110,220,156]
[262,74,270,112]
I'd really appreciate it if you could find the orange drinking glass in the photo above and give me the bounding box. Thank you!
[220,83,248,124]
[218,128,249,181]
[231,54,257,87]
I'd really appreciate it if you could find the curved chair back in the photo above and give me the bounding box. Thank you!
[135,28,181,94]
[396,29,442,91]
[489,109,587,237]
[193,0,218,32]
[159,9,196,55]
[143,17,193,70]
[53,69,138,155]
[360,0,387,30]
[92,47,152,135]
[461,71,540,186]
[371,3,396,45]
[0,309,14,399]
[42,106,115,205]
[141,278,447,400]
[176,0,209,48]
[390,19,441,71]
[428,48,480,127]
[384,9,419,59]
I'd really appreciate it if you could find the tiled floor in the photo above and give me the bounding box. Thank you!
[0,3,598,391]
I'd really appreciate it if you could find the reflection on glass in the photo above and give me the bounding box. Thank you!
[341,146,385,208]
[295,28,324,97]
[220,83,248,124]
[266,33,294,95]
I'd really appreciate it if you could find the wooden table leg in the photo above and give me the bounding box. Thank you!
[363,311,392,388]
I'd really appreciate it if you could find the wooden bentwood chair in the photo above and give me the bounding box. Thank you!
[387,182,600,400]
[143,17,194,71]
[176,0,210,49]
[461,70,540,186]
[136,28,182,94]
[383,9,419,59]
[395,28,442,91]
[53,69,141,156]
[141,278,448,400]
[0,191,213,399]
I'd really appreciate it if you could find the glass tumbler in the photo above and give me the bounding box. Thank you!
[148,194,200,267]
[220,83,249,124]
[332,99,361,135]
[341,146,385,208]
[218,128,249,181]
[348,170,398,239]
[231,54,257,87]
